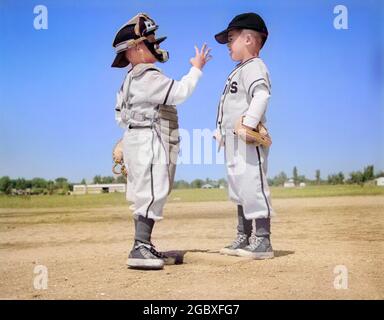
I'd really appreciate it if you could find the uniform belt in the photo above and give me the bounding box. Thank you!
[128,124,153,129]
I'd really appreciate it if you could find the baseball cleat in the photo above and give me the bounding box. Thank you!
[127,242,164,270]
[236,236,274,259]
[220,233,249,256]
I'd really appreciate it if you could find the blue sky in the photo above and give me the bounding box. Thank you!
[0,0,383,183]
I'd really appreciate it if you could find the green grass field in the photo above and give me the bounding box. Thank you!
[0,185,383,208]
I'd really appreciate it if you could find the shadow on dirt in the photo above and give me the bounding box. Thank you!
[273,250,295,258]
[164,249,295,261]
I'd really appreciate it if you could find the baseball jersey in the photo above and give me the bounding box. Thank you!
[115,63,202,128]
[216,57,271,132]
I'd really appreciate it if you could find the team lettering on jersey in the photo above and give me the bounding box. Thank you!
[229,81,238,94]
[222,80,238,96]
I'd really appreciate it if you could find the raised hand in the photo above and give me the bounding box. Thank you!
[190,43,212,70]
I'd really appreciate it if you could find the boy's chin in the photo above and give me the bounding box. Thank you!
[230,54,242,62]
[143,57,158,64]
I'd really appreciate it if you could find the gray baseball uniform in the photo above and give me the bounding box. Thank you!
[116,63,202,221]
[216,57,274,220]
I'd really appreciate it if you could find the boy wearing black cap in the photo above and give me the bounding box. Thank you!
[112,13,211,269]
[214,13,274,259]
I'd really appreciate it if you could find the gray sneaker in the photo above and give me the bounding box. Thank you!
[127,242,164,270]
[220,233,249,256]
[236,236,274,259]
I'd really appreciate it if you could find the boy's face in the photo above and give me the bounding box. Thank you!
[227,29,246,61]
[125,40,158,65]
[227,29,260,62]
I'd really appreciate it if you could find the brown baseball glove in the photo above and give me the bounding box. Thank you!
[112,139,127,177]
[234,116,272,147]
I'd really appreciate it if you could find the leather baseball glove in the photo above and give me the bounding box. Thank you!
[112,139,127,177]
[234,116,272,147]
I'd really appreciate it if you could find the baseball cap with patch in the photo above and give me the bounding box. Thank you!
[111,13,168,68]
[215,12,268,47]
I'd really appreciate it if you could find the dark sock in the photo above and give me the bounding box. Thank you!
[134,215,154,245]
[255,218,271,239]
[237,205,252,236]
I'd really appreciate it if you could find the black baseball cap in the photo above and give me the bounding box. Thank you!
[215,12,268,47]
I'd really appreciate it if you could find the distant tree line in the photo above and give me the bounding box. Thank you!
[0,175,126,195]
[0,175,228,194]
[0,177,72,195]
[0,164,382,195]
[91,175,126,184]
[268,165,382,187]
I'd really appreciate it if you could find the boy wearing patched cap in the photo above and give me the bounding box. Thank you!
[112,13,211,269]
[214,13,274,259]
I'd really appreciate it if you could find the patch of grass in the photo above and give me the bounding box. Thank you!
[0,193,126,209]
[0,185,383,209]
[169,189,227,202]
[270,185,384,198]
[169,185,384,201]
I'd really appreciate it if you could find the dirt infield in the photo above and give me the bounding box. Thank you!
[0,196,383,299]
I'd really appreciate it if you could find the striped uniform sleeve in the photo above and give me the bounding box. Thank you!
[241,61,271,128]
[242,85,270,128]
[142,67,202,105]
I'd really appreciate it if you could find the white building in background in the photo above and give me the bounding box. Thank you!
[201,184,214,189]
[375,177,384,187]
[299,182,306,187]
[72,184,126,195]
[284,179,295,188]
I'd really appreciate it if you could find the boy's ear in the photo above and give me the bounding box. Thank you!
[245,32,261,48]
[244,33,253,45]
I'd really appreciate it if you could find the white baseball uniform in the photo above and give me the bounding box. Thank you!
[216,57,274,219]
[115,63,202,221]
